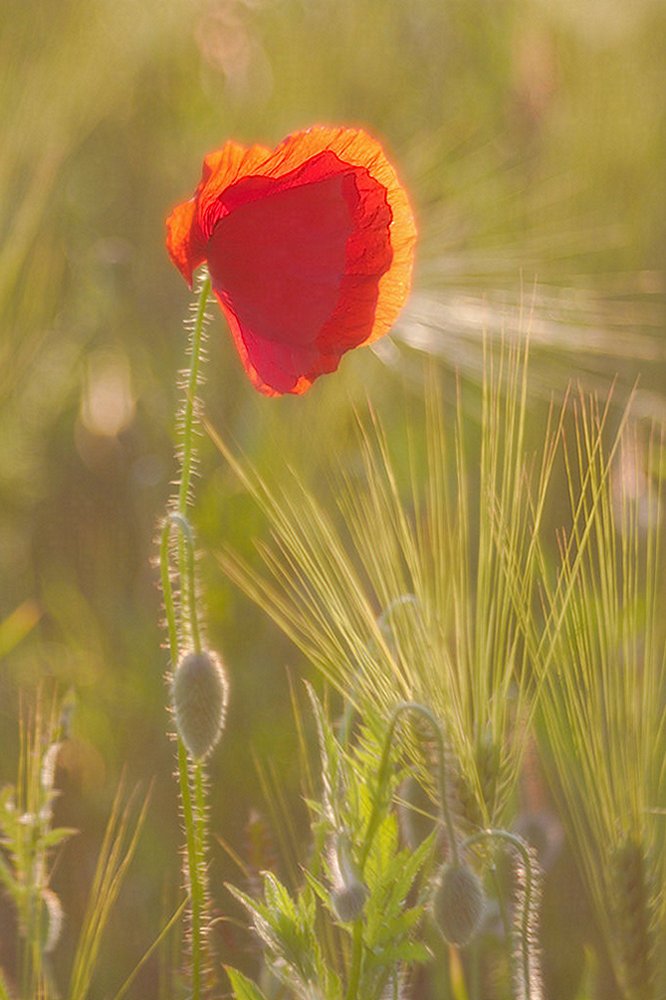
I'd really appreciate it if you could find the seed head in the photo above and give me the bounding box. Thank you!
[172,649,228,760]
[432,861,485,947]
[611,838,654,1000]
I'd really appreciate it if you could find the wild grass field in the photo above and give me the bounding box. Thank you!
[1,0,665,998]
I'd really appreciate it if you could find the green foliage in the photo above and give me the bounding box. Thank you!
[534,404,666,1000]
[68,782,150,1000]
[226,693,437,1000]
[218,342,563,837]
[0,700,75,997]
[225,967,269,1000]
[0,697,149,1000]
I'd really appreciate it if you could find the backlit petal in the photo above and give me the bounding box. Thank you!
[165,126,416,395]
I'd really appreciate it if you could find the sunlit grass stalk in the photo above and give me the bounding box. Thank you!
[213,339,563,833]
[110,895,188,1000]
[159,270,212,999]
[534,402,665,999]
[68,782,150,1000]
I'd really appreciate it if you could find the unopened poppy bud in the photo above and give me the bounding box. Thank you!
[432,861,485,947]
[331,881,370,923]
[330,836,368,922]
[172,649,228,760]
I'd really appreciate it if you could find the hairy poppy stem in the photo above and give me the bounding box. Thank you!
[360,702,459,873]
[462,829,543,1000]
[178,270,211,513]
[159,271,212,1000]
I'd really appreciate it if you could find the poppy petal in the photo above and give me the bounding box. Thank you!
[166,141,271,285]
[249,126,416,349]
[166,126,416,395]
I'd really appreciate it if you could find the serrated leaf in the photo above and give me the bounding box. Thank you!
[41,826,77,849]
[307,683,344,829]
[225,966,268,1000]
[263,871,299,920]
[366,938,431,968]
[302,869,331,907]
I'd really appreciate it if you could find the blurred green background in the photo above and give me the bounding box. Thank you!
[1,0,664,995]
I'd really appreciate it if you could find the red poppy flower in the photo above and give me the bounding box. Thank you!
[166,125,416,396]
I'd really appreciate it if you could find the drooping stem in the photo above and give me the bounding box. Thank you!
[159,271,212,1000]
[463,829,542,1000]
[360,701,459,872]
[161,520,207,999]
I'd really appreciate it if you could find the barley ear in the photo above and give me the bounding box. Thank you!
[611,838,655,1000]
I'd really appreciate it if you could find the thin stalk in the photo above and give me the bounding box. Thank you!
[178,272,211,650]
[162,512,202,654]
[178,272,211,513]
[162,542,206,1000]
[361,702,459,871]
[344,917,364,1000]
[159,272,212,1000]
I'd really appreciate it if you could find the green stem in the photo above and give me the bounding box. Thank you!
[361,702,459,871]
[344,917,364,1000]
[179,745,205,999]
[178,272,211,514]
[160,271,212,1000]
[177,272,211,650]
[162,513,202,653]
[194,762,207,880]
[163,541,206,999]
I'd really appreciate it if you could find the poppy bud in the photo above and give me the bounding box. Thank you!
[331,881,370,923]
[432,861,485,947]
[330,836,369,922]
[172,649,228,760]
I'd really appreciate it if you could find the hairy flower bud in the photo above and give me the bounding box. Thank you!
[172,649,228,760]
[331,881,370,923]
[432,861,485,947]
[330,835,369,922]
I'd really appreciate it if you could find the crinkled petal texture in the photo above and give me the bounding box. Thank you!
[166,126,416,396]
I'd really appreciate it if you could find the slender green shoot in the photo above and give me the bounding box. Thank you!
[110,895,188,1000]
[535,403,665,999]
[213,341,564,832]
[68,781,150,1000]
